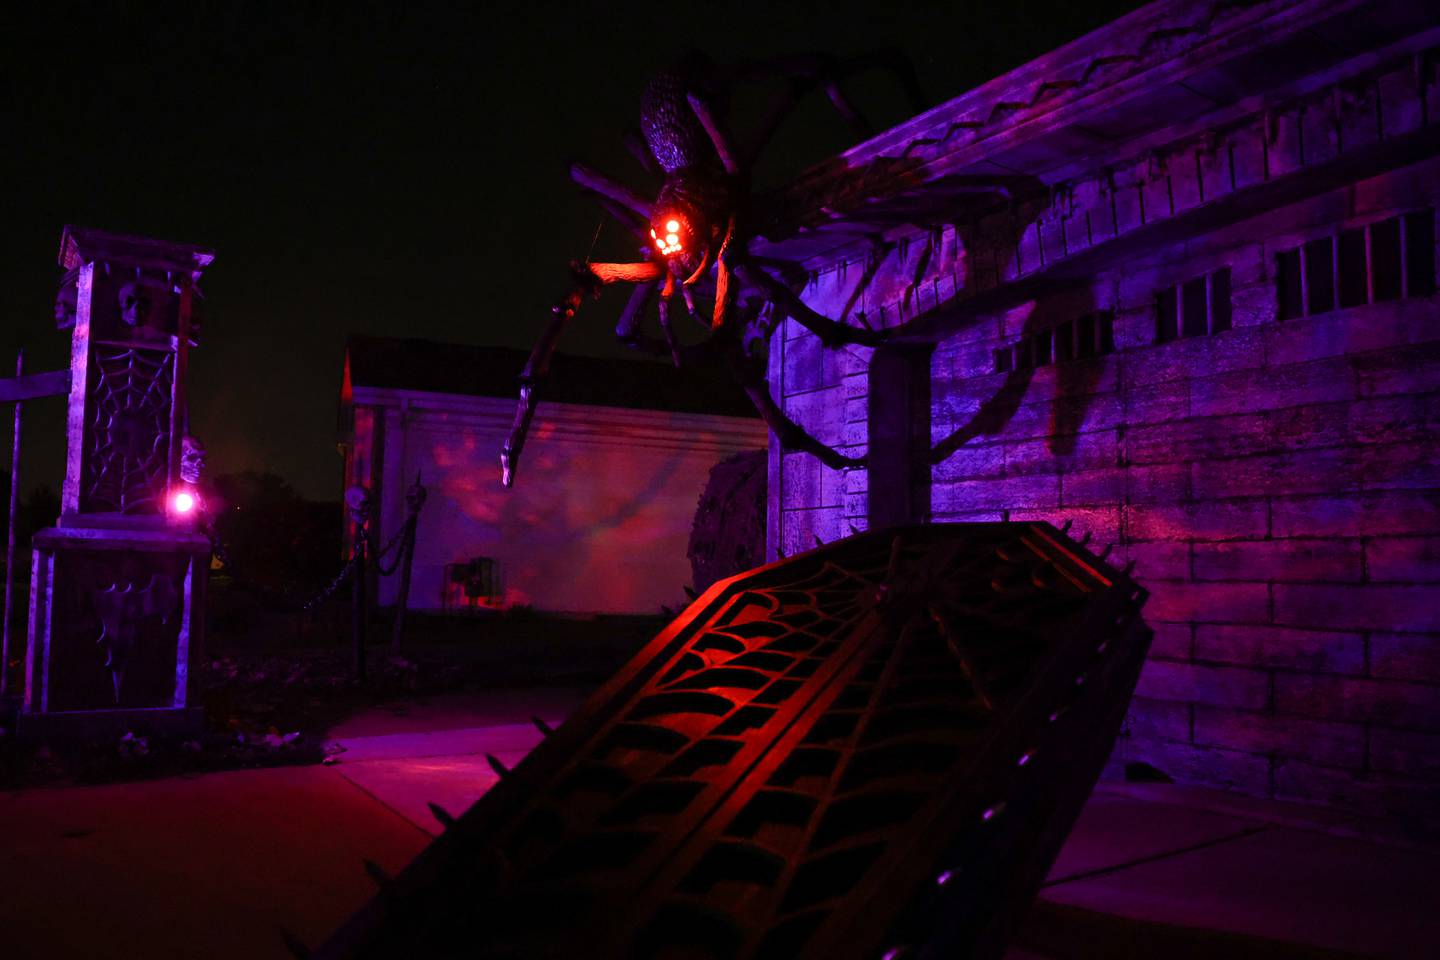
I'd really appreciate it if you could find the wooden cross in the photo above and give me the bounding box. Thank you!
[0,367,68,404]
[0,353,68,698]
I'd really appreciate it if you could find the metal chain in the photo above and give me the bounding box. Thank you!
[375,516,415,577]
[301,551,361,612]
[202,489,424,614]
[297,503,420,611]
[371,516,412,565]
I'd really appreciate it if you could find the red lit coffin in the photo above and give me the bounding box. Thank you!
[316,522,1151,960]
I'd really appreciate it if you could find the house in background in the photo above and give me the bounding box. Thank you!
[761,0,1439,825]
[340,337,765,615]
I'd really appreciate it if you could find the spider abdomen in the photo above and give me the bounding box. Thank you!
[640,67,716,175]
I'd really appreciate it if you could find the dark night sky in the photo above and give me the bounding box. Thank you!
[2,0,1143,500]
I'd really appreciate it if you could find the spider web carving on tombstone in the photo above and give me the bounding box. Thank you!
[83,346,173,514]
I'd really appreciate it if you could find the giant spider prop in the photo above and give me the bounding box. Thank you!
[501,52,925,487]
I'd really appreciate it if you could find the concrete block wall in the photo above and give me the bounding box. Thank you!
[772,157,1440,826]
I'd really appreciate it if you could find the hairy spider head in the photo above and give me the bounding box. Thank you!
[650,176,726,267]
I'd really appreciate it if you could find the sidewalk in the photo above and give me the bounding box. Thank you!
[0,763,429,959]
[308,688,1440,960]
[319,685,586,834]
[2,686,1435,958]
[1017,783,1438,959]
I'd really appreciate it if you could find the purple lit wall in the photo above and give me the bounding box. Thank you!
[346,387,766,615]
[768,0,1440,822]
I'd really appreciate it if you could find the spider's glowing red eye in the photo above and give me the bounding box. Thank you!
[654,215,686,256]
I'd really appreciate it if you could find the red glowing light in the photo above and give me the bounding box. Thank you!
[173,491,197,514]
[653,214,686,256]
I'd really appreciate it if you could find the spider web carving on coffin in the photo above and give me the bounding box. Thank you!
[84,347,174,514]
[314,523,1151,960]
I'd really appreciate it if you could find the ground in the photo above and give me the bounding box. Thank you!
[2,670,1436,959]
[0,610,662,789]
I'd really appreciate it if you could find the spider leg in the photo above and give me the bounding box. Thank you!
[502,260,664,486]
[724,51,927,159]
[615,280,658,345]
[569,162,653,222]
[622,129,661,177]
[713,260,733,331]
[588,261,666,285]
[711,215,738,329]
[814,52,924,139]
[732,258,888,347]
[740,78,810,168]
[685,92,742,176]
[502,324,566,490]
[619,278,720,357]
[593,197,650,243]
[657,273,683,367]
[722,337,865,471]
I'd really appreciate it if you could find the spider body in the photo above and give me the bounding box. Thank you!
[640,57,726,176]
[500,53,925,487]
[640,58,740,292]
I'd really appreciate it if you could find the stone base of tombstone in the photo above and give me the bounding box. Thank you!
[18,526,209,740]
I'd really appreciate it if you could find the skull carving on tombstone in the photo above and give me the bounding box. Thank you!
[55,266,80,330]
[118,281,152,328]
[180,436,207,486]
[345,484,372,528]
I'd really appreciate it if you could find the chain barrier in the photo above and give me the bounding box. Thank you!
[298,495,422,613]
[301,552,362,613]
[199,481,425,617]
[371,516,412,573]
[374,515,416,577]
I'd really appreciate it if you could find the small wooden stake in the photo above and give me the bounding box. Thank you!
[2,349,24,698]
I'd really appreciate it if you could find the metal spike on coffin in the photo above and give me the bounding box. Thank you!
[315,522,1151,960]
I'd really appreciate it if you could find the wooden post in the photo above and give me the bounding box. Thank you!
[352,522,368,682]
[168,279,193,489]
[1,349,22,698]
[390,475,425,654]
[391,516,415,654]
